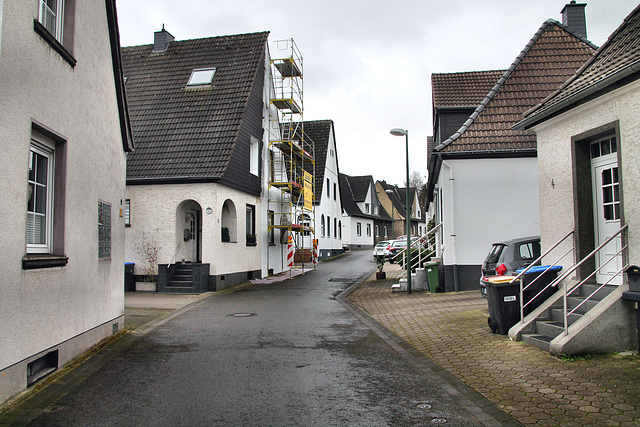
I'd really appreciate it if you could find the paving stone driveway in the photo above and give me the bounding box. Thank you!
[348,264,640,426]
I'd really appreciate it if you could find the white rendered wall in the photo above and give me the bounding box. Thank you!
[125,183,262,277]
[438,157,540,267]
[314,130,343,255]
[532,80,640,266]
[0,1,126,399]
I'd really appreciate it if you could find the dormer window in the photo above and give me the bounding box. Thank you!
[187,68,216,87]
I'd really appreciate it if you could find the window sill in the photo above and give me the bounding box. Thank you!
[23,254,69,270]
[246,242,257,247]
[34,20,76,67]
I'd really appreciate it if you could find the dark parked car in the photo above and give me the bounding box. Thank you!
[386,239,408,263]
[479,236,541,297]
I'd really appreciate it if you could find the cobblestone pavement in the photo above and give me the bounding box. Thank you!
[348,264,640,426]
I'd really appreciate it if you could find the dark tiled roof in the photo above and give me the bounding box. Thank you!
[436,20,596,154]
[348,175,374,202]
[432,70,505,109]
[377,180,407,219]
[340,174,378,219]
[296,120,333,202]
[521,5,640,125]
[121,32,269,180]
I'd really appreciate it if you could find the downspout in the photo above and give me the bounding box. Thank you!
[442,161,459,292]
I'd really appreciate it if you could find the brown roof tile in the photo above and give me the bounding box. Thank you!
[437,20,596,154]
[522,5,640,123]
[432,70,505,109]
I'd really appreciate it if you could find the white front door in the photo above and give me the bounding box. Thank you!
[591,137,621,285]
[189,209,199,262]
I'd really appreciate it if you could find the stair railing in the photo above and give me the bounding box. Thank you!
[396,222,442,280]
[560,224,628,335]
[168,242,182,268]
[509,229,575,321]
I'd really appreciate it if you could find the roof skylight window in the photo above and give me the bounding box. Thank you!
[187,68,216,86]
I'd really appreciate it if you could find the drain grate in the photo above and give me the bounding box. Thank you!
[229,313,256,318]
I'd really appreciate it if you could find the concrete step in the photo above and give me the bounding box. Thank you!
[576,283,617,300]
[534,320,564,339]
[522,334,553,352]
[550,307,584,325]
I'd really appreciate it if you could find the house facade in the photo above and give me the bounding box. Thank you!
[122,30,289,291]
[512,4,640,354]
[426,5,596,292]
[300,120,343,260]
[375,181,426,241]
[340,175,382,249]
[0,0,133,403]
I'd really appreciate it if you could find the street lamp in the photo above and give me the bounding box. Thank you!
[385,189,394,239]
[390,128,411,294]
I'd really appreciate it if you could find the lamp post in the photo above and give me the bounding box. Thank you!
[390,128,411,294]
[385,189,394,239]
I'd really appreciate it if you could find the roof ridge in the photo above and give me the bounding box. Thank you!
[434,19,558,152]
[522,4,640,119]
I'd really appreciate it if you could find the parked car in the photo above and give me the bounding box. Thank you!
[479,236,541,297]
[386,239,408,263]
[373,240,392,258]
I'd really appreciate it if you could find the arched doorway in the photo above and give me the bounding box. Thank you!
[176,200,202,262]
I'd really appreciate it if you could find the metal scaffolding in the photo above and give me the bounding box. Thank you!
[268,39,315,267]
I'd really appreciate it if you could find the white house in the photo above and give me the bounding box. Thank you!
[341,175,382,249]
[122,31,299,291]
[0,0,133,403]
[511,3,640,355]
[425,5,596,292]
[298,120,343,260]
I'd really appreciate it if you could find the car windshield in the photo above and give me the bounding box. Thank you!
[375,242,388,248]
[485,244,505,264]
[393,241,407,247]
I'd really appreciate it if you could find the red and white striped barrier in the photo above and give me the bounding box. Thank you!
[287,235,294,268]
[313,239,318,265]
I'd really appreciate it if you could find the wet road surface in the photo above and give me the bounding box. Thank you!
[26,250,487,426]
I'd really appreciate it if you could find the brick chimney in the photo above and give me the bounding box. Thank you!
[153,25,174,53]
[561,1,587,39]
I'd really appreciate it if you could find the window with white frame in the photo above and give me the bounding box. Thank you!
[326,179,330,198]
[39,0,64,44]
[338,221,342,239]
[124,199,131,227]
[27,141,54,253]
[268,210,275,245]
[375,225,379,237]
[321,215,326,237]
[333,183,336,200]
[327,216,331,237]
[249,136,259,176]
[384,226,388,238]
[356,222,362,236]
[35,0,76,67]
[334,218,337,238]
[246,204,256,245]
[365,203,370,213]
[366,223,371,237]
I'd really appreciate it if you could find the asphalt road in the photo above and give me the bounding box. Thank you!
[27,250,484,426]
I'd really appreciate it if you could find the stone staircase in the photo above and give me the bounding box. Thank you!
[158,262,210,294]
[521,283,618,352]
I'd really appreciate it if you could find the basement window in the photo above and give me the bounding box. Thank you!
[27,350,58,387]
[187,68,216,87]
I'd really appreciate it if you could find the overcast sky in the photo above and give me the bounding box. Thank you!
[116,0,638,187]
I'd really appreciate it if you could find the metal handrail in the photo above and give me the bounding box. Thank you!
[168,242,182,268]
[511,230,575,321]
[396,223,442,280]
[560,224,628,335]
